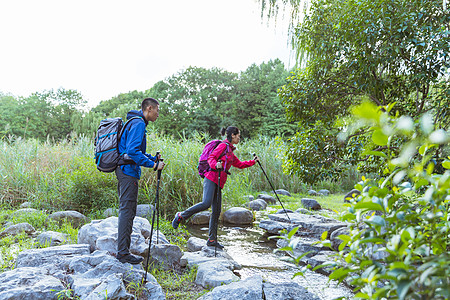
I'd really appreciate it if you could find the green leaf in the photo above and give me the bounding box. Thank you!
[372,129,388,146]
[366,215,386,227]
[443,161,450,169]
[329,268,351,280]
[397,279,412,300]
[321,231,328,241]
[354,201,383,211]
[354,292,370,299]
[287,226,299,239]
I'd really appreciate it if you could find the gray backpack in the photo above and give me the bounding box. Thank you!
[94,116,141,172]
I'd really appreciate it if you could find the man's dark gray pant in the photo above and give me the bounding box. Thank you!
[115,166,139,257]
[180,178,221,242]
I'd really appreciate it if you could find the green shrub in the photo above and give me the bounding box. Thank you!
[65,157,117,214]
[330,103,449,299]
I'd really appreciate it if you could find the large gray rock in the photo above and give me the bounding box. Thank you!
[263,281,321,300]
[146,243,184,268]
[181,246,241,271]
[77,216,168,258]
[187,237,206,252]
[189,211,211,225]
[257,194,276,204]
[16,244,91,269]
[36,231,69,247]
[330,226,350,251]
[5,244,166,300]
[0,222,35,238]
[198,275,263,300]
[46,210,90,228]
[301,198,322,210]
[277,237,329,258]
[308,190,319,196]
[344,189,361,202]
[136,204,154,218]
[223,207,253,225]
[266,213,347,239]
[0,267,64,300]
[274,189,291,197]
[319,189,330,196]
[258,219,297,235]
[195,261,239,288]
[246,199,267,211]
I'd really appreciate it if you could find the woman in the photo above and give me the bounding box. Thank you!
[172,126,259,249]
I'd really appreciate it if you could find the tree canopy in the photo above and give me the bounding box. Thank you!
[261,0,450,183]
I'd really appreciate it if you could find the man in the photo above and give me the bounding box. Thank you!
[116,97,165,264]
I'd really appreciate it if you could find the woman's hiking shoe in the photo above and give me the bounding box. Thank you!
[172,212,183,229]
[207,239,224,249]
[117,254,143,264]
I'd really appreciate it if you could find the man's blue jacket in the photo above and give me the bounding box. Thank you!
[118,110,157,179]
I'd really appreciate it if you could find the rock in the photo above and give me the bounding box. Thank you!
[36,231,69,247]
[103,208,119,218]
[277,237,329,258]
[330,227,350,251]
[16,244,91,269]
[275,209,294,214]
[274,189,291,197]
[0,267,64,299]
[300,251,336,274]
[308,190,319,196]
[263,281,321,300]
[78,216,168,257]
[266,213,347,239]
[243,195,254,201]
[223,207,253,225]
[246,199,267,211]
[182,247,241,271]
[258,219,296,235]
[189,211,211,225]
[7,244,166,300]
[146,244,184,269]
[296,208,312,215]
[0,222,35,238]
[301,198,322,210]
[257,194,276,204]
[344,189,361,203]
[318,189,330,196]
[136,204,154,218]
[46,210,90,229]
[198,275,263,300]
[19,202,32,208]
[195,261,239,288]
[187,237,206,252]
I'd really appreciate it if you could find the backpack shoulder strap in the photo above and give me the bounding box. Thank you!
[118,116,143,140]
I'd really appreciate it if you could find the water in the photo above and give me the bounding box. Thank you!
[187,223,354,300]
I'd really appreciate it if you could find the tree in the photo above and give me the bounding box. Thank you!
[261,0,450,183]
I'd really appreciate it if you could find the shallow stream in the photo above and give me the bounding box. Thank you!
[186,215,354,300]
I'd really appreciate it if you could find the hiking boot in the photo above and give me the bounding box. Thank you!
[206,239,224,249]
[117,254,143,264]
[172,212,183,229]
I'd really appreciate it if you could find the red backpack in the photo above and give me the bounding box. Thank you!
[197,140,229,178]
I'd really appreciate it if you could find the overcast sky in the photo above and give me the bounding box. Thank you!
[0,0,293,108]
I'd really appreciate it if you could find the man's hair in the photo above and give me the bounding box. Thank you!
[141,97,159,111]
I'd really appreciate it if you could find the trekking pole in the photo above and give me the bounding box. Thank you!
[214,167,221,257]
[143,152,162,283]
[253,153,291,222]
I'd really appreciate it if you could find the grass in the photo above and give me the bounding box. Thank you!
[151,265,208,300]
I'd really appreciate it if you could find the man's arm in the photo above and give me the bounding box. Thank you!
[126,121,154,168]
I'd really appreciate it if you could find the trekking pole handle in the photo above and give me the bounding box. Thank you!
[154,151,162,171]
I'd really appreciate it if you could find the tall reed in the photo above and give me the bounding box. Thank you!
[0,133,306,216]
